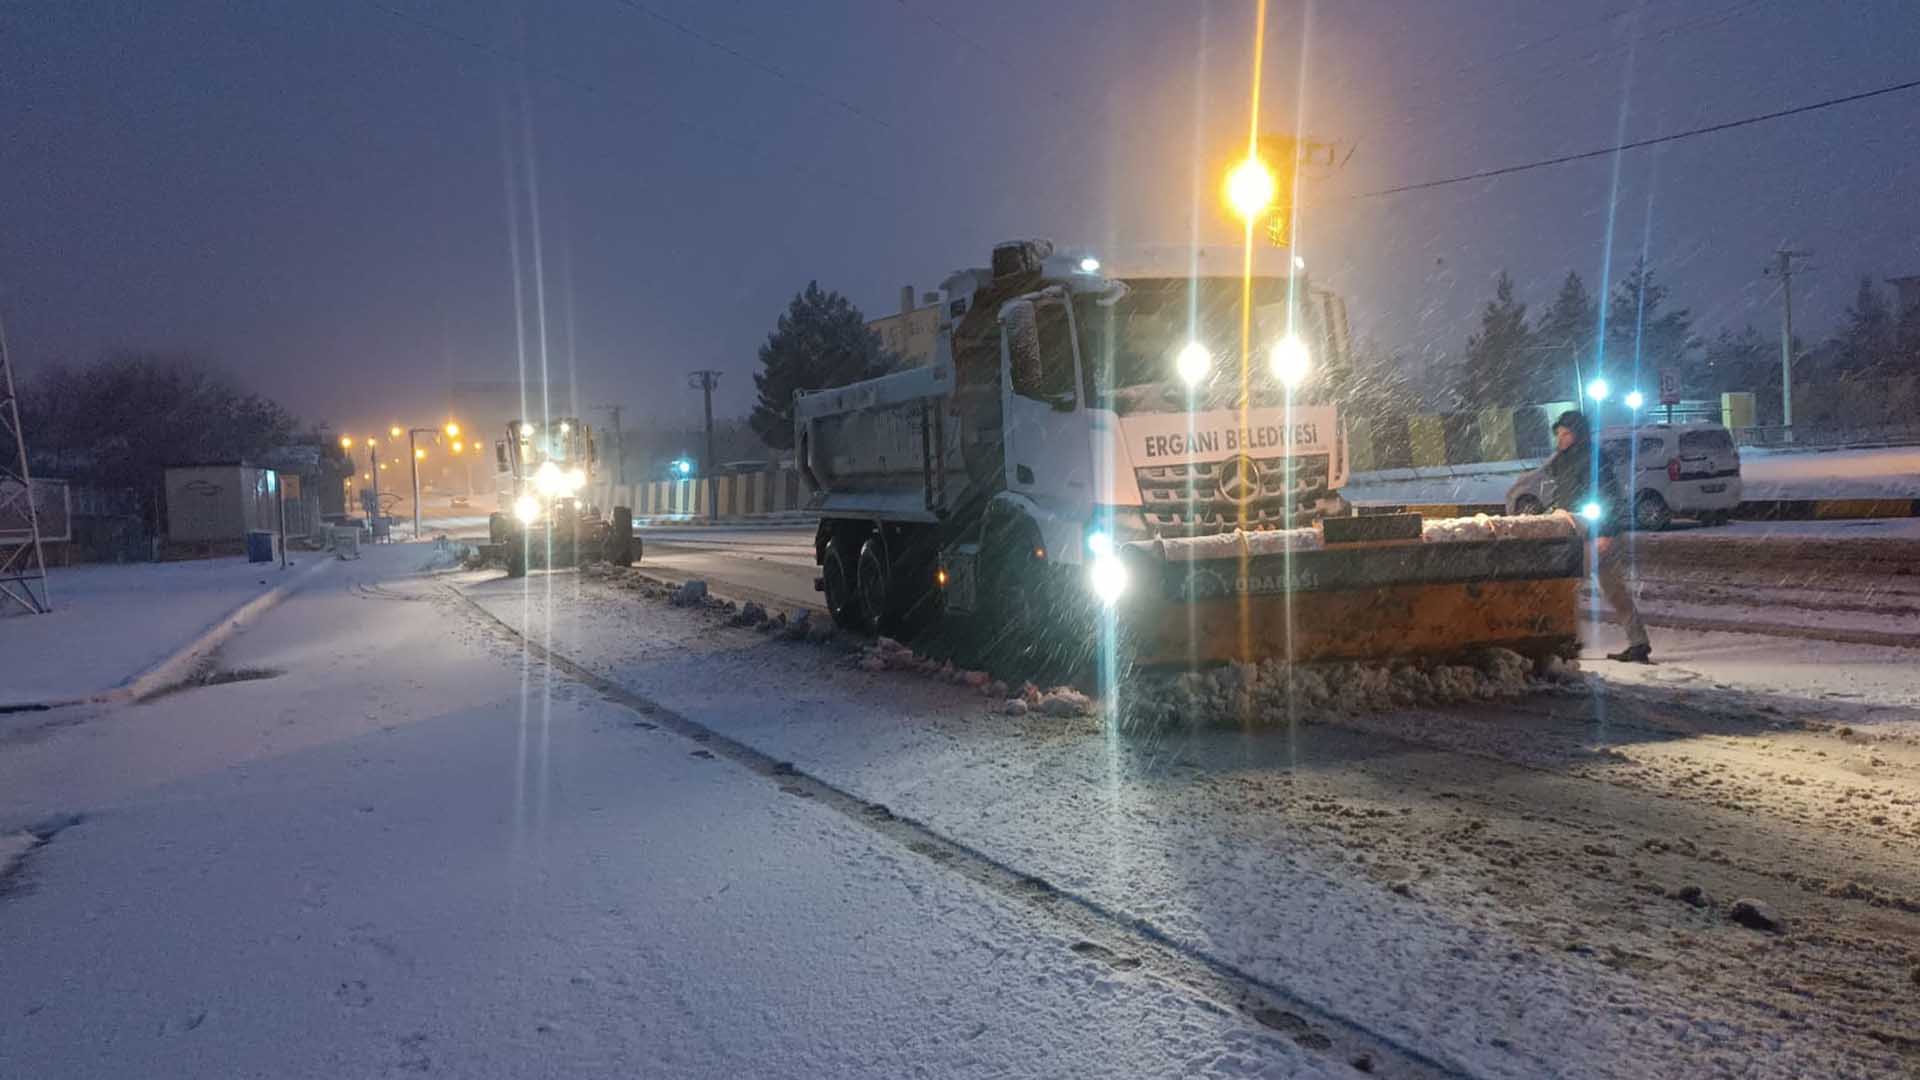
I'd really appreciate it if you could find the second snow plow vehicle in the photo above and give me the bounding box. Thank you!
[797,239,1583,672]
[480,417,634,578]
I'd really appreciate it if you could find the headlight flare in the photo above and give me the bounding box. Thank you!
[1087,552,1128,606]
[1580,502,1603,523]
[1269,334,1311,387]
[1175,341,1211,387]
[514,494,543,523]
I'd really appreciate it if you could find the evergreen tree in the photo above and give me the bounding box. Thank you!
[1605,261,1697,387]
[1528,271,1597,403]
[1460,271,1533,408]
[749,282,890,449]
[1835,275,1895,376]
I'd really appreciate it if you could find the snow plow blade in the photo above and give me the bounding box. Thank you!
[1120,513,1583,667]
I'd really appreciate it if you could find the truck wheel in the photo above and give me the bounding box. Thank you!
[488,513,507,545]
[855,536,895,636]
[506,536,528,579]
[821,537,862,631]
[1634,490,1672,532]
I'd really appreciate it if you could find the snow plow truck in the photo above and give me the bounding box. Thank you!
[795,240,1583,671]
[481,417,634,578]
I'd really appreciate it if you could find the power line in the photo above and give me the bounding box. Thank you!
[604,0,895,131]
[1352,75,1920,201]
[354,0,890,202]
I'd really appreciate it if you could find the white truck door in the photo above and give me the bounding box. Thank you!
[999,295,1094,552]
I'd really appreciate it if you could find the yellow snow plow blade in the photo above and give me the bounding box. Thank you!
[1120,513,1583,667]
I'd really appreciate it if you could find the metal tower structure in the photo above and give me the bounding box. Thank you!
[0,311,51,614]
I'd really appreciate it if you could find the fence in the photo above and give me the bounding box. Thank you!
[615,467,810,521]
[0,478,71,545]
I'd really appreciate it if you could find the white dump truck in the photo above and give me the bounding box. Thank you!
[796,240,1581,669]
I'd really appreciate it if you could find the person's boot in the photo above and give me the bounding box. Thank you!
[1607,643,1652,664]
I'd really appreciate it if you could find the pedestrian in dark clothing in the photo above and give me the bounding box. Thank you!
[1545,410,1651,662]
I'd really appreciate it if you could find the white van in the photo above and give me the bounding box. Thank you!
[1505,420,1743,530]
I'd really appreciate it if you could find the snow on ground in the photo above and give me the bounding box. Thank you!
[0,556,315,706]
[466,574,1920,1079]
[1343,443,1920,506]
[1738,444,1920,499]
[0,546,1334,1080]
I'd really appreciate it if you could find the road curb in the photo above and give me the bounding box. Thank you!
[0,557,334,712]
[121,557,335,703]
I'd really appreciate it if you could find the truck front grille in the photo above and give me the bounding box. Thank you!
[1135,453,1332,535]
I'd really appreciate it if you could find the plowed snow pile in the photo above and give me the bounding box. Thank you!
[1120,649,1581,729]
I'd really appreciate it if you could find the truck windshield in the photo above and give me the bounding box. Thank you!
[1075,277,1302,415]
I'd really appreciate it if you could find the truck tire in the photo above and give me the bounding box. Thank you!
[821,536,862,631]
[488,512,508,545]
[506,535,528,579]
[855,536,896,636]
[605,507,635,565]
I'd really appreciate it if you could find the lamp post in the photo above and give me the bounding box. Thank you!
[405,421,463,540]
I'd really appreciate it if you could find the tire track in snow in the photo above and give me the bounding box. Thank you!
[445,582,1467,1080]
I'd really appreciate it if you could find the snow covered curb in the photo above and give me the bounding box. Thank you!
[116,558,333,705]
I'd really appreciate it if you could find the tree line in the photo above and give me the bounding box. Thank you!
[18,353,349,495]
[1458,264,1920,412]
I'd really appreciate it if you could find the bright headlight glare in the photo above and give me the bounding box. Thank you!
[1580,502,1603,522]
[1175,341,1211,386]
[1088,553,1128,606]
[565,467,586,492]
[1270,334,1311,387]
[1085,530,1112,556]
[514,494,542,523]
[534,460,564,495]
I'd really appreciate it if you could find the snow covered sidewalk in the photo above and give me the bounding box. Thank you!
[0,547,1336,1080]
[0,555,324,708]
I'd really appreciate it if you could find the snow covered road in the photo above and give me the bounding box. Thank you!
[0,547,1342,1079]
[459,567,1920,1078]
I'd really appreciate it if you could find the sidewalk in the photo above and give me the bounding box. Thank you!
[0,556,322,709]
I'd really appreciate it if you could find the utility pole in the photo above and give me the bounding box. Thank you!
[687,370,721,521]
[1769,247,1813,436]
[0,311,51,614]
[593,403,624,491]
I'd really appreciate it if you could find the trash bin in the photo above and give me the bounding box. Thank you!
[245,529,276,564]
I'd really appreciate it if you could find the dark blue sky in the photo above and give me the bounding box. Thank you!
[3,0,1915,435]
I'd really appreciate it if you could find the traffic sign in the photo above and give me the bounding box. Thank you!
[1658,368,1682,405]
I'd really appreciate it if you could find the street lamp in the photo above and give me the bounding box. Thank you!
[339,435,353,450]
[1225,156,1277,223]
[444,421,460,438]
[389,425,402,439]
[1587,378,1610,403]
[1624,390,1645,411]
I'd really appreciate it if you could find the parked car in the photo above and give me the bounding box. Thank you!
[1506,420,1742,530]
[450,494,470,509]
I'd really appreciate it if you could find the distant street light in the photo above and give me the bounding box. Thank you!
[444,421,460,438]
[389,425,402,439]
[1587,378,1610,403]
[1625,390,1645,410]
[339,435,353,450]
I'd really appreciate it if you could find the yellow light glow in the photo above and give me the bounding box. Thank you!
[1225,157,1277,222]
[389,426,402,439]
[339,435,353,449]
[451,440,464,454]
[445,422,460,438]
[415,448,426,460]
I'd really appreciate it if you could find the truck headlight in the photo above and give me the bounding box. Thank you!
[1269,334,1311,387]
[1580,501,1602,522]
[564,467,586,493]
[514,494,542,523]
[534,461,564,495]
[1087,551,1129,606]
